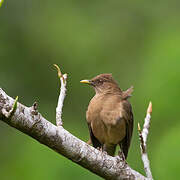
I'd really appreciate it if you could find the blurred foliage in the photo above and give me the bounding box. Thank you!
[0,0,4,8]
[0,0,180,179]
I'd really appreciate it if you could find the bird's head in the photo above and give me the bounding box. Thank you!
[80,74,122,94]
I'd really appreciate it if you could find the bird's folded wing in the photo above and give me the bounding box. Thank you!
[87,123,101,148]
[120,101,134,158]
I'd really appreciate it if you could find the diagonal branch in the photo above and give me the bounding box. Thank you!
[0,88,146,180]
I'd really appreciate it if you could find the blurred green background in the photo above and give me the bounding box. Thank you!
[0,0,180,179]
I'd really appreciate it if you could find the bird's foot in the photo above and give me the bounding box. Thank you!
[97,147,102,151]
[102,151,108,156]
[118,150,126,162]
[97,147,108,156]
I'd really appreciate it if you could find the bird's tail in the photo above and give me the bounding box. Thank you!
[103,144,116,156]
[122,86,134,99]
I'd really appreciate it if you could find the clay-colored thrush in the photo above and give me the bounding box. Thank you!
[80,74,133,159]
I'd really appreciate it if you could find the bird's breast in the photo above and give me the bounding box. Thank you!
[86,94,126,144]
[86,95,107,143]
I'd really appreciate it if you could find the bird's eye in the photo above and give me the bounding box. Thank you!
[98,79,103,84]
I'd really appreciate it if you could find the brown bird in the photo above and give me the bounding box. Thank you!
[80,74,133,159]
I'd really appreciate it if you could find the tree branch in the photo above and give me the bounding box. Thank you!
[138,102,153,180]
[54,64,67,126]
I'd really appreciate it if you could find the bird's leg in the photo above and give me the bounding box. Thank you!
[101,145,108,155]
[103,144,116,156]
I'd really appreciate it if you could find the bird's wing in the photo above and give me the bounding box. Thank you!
[119,100,134,159]
[87,123,102,148]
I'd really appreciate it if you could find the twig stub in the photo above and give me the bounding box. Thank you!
[2,96,18,118]
[138,101,153,180]
[54,64,67,126]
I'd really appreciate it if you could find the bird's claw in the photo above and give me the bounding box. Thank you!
[102,151,108,155]
[118,150,126,162]
[97,147,103,155]
[97,147,103,152]
[96,147,108,156]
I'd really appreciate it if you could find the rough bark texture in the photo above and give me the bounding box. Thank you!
[0,88,146,180]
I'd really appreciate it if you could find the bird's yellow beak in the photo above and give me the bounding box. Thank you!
[80,80,91,84]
